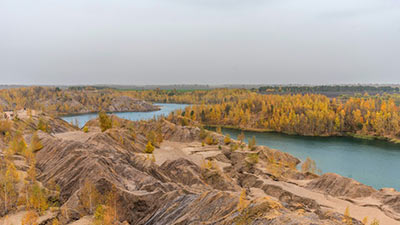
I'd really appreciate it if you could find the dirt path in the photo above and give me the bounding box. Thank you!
[154,141,222,166]
[0,210,57,225]
[253,176,399,225]
[54,131,94,142]
[68,216,93,225]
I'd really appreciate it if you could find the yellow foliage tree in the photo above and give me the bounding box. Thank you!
[30,132,43,152]
[145,141,155,154]
[52,218,60,225]
[80,179,101,214]
[301,157,320,174]
[0,161,20,213]
[99,112,112,132]
[223,134,231,145]
[237,189,248,212]
[248,136,256,150]
[9,131,27,154]
[362,217,368,225]
[21,210,38,225]
[343,206,353,225]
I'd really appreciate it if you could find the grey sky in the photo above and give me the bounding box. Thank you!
[1,0,399,85]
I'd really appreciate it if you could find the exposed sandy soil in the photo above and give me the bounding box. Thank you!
[154,141,222,167]
[154,140,400,225]
[0,210,57,225]
[68,216,93,225]
[259,178,398,225]
[3,109,39,120]
[54,130,96,142]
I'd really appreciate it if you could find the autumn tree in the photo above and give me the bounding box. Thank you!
[0,160,20,214]
[343,206,352,225]
[52,218,60,225]
[30,132,43,152]
[28,183,49,214]
[9,130,27,154]
[93,204,106,225]
[93,185,119,225]
[21,210,38,225]
[37,117,48,133]
[301,157,320,174]
[237,189,248,211]
[105,185,118,224]
[216,126,222,134]
[99,111,112,132]
[362,217,368,225]
[146,130,163,148]
[223,134,231,145]
[248,136,257,150]
[79,179,101,214]
[237,132,245,144]
[0,120,12,136]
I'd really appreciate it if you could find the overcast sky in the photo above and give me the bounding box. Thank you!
[0,0,399,85]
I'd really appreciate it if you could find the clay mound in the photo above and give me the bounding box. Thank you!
[306,173,377,198]
[35,132,173,211]
[139,119,201,143]
[5,113,77,134]
[43,116,79,133]
[141,191,239,225]
[381,194,400,220]
[257,146,301,167]
[160,158,205,187]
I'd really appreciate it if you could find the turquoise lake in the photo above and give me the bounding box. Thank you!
[61,103,400,191]
[219,127,400,191]
[61,103,188,128]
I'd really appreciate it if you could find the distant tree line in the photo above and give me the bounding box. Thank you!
[258,85,400,94]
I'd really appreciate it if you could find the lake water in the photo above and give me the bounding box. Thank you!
[61,103,400,190]
[218,127,400,191]
[61,103,188,128]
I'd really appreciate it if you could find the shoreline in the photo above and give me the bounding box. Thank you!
[204,124,400,146]
[58,106,162,118]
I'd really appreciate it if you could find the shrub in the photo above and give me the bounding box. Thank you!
[224,134,231,145]
[230,143,239,151]
[145,141,155,154]
[22,211,38,225]
[30,132,43,152]
[205,135,217,145]
[237,132,245,143]
[0,120,12,135]
[248,136,256,150]
[216,126,222,134]
[370,219,380,225]
[37,117,48,132]
[9,131,27,154]
[237,189,248,211]
[247,153,259,165]
[199,127,208,139]
[83,126,89,133]
[301,157,321,174]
